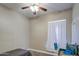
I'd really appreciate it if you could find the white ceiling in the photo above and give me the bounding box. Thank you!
[1,3,73,18]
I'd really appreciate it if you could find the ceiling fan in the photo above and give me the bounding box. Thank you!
[21,4,47,15]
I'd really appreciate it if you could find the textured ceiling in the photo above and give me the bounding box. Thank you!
[1,3,73,18]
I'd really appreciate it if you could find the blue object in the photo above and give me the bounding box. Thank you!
[64,49,74,55]
[54,42,58,50]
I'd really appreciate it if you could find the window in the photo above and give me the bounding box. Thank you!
[46,20,67,52]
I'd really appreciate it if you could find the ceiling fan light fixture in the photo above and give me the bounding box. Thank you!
[21,3,47,15]
[34,5,39,12]
[30,5,39,12]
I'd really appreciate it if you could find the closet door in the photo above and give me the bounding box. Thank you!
[72,19,79,45]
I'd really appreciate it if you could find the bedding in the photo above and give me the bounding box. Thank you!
[0,48,32,56]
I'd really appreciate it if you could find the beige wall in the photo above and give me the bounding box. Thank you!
[29,9,72,51]
[0,5,29,53]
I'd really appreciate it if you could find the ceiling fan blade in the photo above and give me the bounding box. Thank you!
[39,7,47,11]
[21,6,29,9]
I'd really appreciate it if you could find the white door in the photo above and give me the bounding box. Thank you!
[72,18,79,45]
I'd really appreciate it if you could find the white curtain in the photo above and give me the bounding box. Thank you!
[46,20,66,51]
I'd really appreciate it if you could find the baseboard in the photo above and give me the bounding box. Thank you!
[27,48,58,56]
